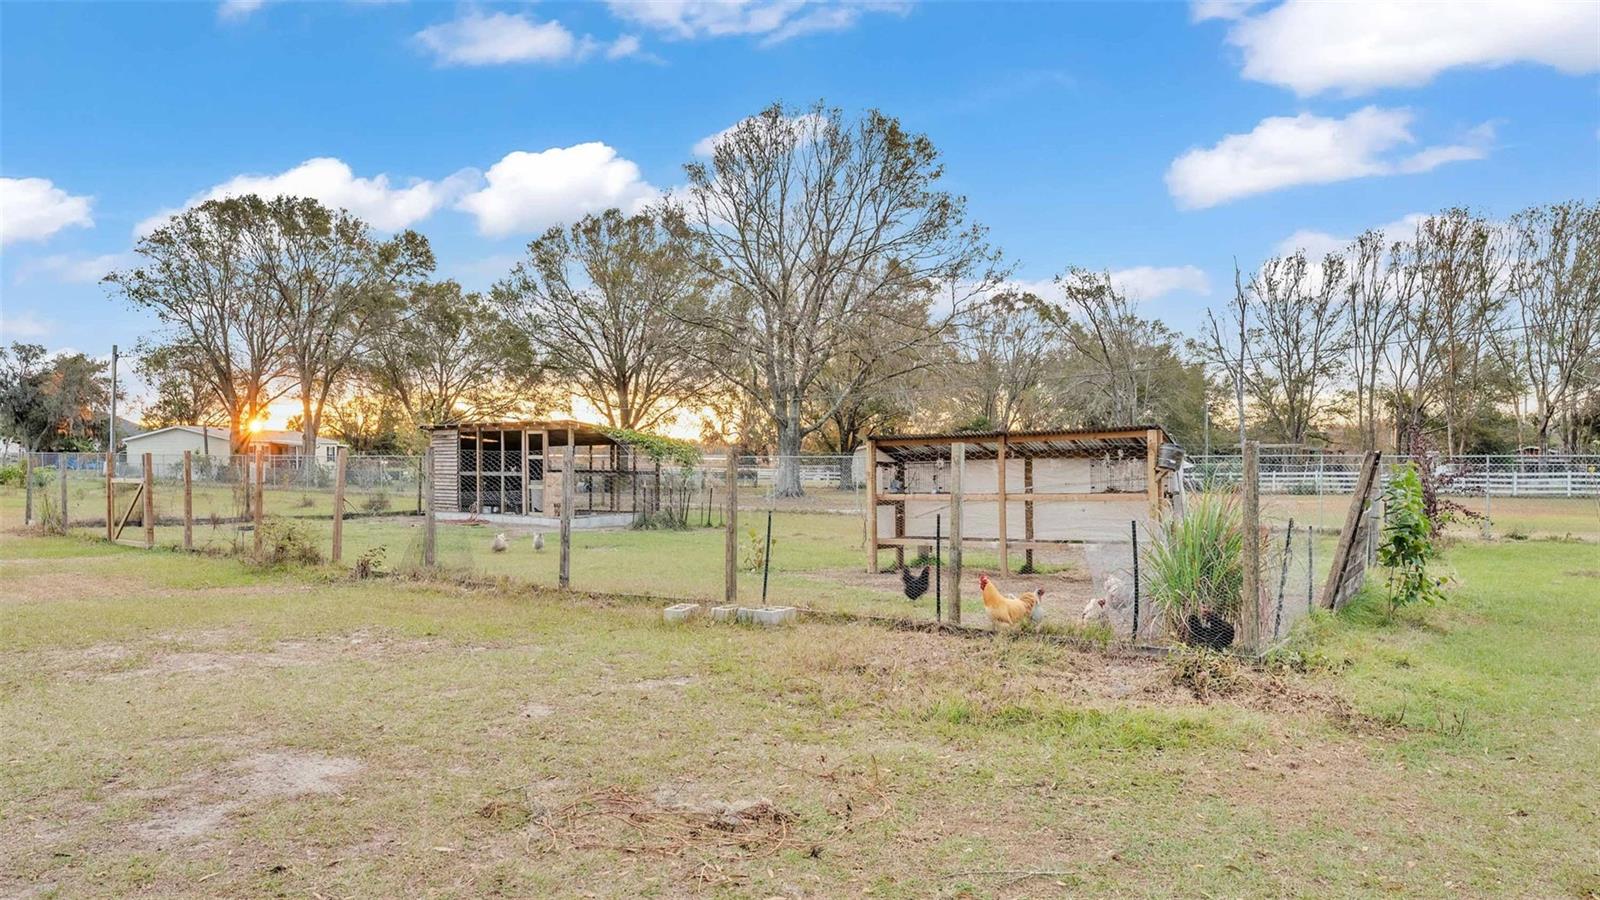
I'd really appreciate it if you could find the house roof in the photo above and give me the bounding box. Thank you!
[123,425,344,447]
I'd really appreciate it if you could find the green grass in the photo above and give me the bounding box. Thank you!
[2,524,1597,897]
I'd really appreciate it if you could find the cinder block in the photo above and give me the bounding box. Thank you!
[750,606,797,627]
[735,607,757,624]
[710,605,740,623]
[663,603,700,624]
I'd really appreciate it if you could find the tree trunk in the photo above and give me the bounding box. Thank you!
[772,410,804,498]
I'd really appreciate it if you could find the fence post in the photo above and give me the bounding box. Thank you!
[1130,520,1140,642]
[331,447,347,564]
[865,438,879,573]
[946,441,964,625]
[558,443,575,589]
[105,448,114,541]
[724,448,738,604]
[253,446,265,557]
[183,451,193,550]
[422,445,436,568]
[1238,441,1261,652]
[59,454,69,532]
[142,452,155,549]
[1273,517,1295,641]
[23,452,32,526]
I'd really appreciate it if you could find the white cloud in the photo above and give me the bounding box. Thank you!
[1189,0,1264,22]
[415,11,636,66]
[1165,107,1491,210]
[0,310,54,340]
[0,177,94,246]
[15,252,131,284]
[218,0,265,21]
[1211,0,1600,96]
[134,157,473,237]
[606,0,909,45]
[456,143,660,238]
[1108,265,1211,300]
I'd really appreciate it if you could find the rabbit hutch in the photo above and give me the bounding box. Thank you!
[424,420,683,528]
[864,425,1182,574]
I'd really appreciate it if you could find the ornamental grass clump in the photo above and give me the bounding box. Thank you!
[1143,491,1245,646]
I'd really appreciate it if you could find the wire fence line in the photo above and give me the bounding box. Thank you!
[5,446,1594,655]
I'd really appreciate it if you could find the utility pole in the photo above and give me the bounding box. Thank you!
[108,345,118,454]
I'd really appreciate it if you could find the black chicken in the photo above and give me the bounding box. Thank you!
[1185,608,1236,650]
[900,565,930,601]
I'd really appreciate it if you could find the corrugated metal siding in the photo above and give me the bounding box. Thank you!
[430,429,458,511]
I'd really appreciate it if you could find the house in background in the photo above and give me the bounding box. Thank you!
[121,425,345,465]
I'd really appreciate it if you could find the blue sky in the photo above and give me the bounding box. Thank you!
[3,0,1597,370]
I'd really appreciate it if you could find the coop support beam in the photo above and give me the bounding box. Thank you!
[182,451,193,551]
[1146,428,1162,523]
[946,441,964,625]
[724,448,739,604]
[331,447,346,564]
[1023,457,1035,572]
[865,438,879,573]
[473,425,483,516]
[521,428,530,516]
[996,435,1009,574]
[1238,440,1261,651]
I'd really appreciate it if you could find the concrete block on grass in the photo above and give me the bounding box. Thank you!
[663,603,700,624]
[749,607,797,627]
[710,605,741,623]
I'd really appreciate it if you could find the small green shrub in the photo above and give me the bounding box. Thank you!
[0,463,22,486]
[361,492,391,514]
[1376,463,1445,613]
[354,545,385,579]
[254,517,323,566]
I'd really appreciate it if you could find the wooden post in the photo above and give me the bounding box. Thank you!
[1238,440,1261,651]
[724,447,739,604]
[1319,450,1380,610]
[422,445,436,568]
[253,446,265,556]
[59,453,69,531]
[541,429,553,515]
[996,435,1009,574]
[1146,428,1162,524]
[141,452,155,549]
[473,426,483,516]
[1023,457,1035,573]
[331,447,347,563]
[559,442,574,589]
[22,453,32,526]
[865,438,879,573]
[182,451,193,550]
[105,448,115,541]
[946,442,964,625]
[520,428,530,516]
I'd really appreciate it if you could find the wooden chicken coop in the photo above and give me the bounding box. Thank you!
[864,425,1180,573]
[424,419,666,526]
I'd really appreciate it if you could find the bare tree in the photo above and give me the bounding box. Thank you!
[946,291,1059,431]
[1195,253,1348,445]
[1507,200,1600,451]
[673,101,1006,496]
[1345,230,1409,451]
[494,208,710,432]
[107,199,294,452]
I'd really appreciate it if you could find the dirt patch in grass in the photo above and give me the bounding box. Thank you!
[130,751,363,847]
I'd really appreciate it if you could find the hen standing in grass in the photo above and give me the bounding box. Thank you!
[978,574,1043,630]
[491,533,508,553]
[900,564,930,601]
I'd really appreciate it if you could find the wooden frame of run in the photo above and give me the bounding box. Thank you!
[865,425,1173,574]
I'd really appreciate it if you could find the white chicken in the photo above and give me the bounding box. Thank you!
[491,532,508,553]
[533,532,545,551]
[1081,596,1111,627]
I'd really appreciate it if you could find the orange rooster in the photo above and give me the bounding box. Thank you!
[977,574,1044,630]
